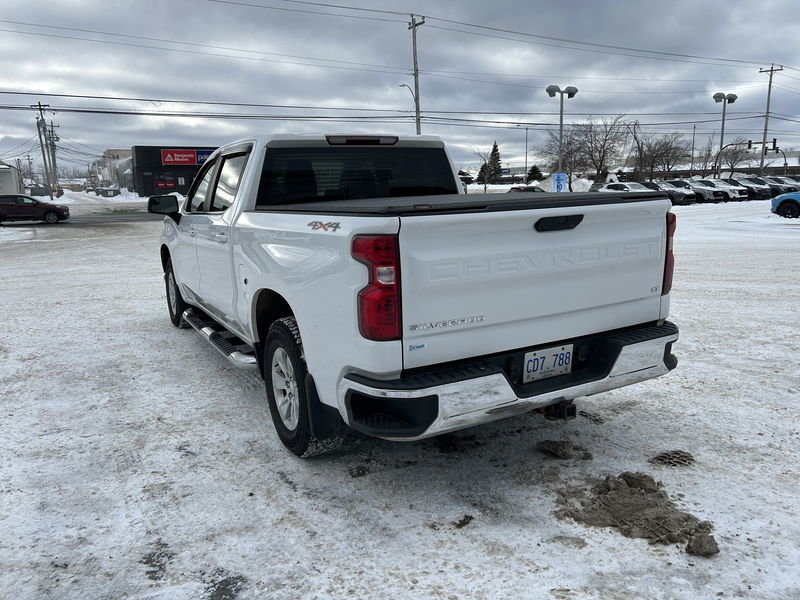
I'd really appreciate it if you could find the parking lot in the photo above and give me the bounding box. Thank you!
[1,200,798,599]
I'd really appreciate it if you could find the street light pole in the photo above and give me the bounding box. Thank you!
[713,92,737,177]
[546,85,578,176]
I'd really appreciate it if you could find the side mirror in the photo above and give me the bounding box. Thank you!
[148,194,179,215]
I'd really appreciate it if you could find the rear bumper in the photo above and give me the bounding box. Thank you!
[337,321,678,440]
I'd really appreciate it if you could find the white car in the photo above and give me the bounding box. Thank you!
[591,182,655,193]
[700,179,748,201]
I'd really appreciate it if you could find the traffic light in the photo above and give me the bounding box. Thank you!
[747,140,753,149]
[772,138,777,151]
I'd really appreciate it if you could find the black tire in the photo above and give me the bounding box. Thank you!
[777,201,800,219]
[43,211,59,224]
[264,317,338,458]
[164,260,189,328]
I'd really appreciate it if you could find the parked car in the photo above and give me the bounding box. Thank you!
[640,181,696,205]
[148,133,679,457]
[761,177,798,195]
[767,176,800,192]
[700,179,748,201]
[592,182,655,193]
[771,192,800,218]
[740,176,788,198]
[665,179,725,203]
[0,194,70,224]
[723,178,771,200]
[507,185,545,193]
[96,187,121,198]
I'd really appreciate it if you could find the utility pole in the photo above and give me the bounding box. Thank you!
[690,124,696,176]
[33,102,53,200]
[408,14,425,135]
[15,158,24,192]
[26,154,33,181]
[758,64,782,176]
[48,120,60,190]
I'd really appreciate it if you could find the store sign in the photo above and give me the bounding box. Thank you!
[161,149,197,165]
[196,150,213,164]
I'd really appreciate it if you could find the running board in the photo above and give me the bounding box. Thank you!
[182,309,258,370]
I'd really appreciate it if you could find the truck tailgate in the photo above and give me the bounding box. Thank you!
[399,197,671,369]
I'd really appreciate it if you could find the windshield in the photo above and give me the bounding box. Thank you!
[697,180,716,187]
[668,180,689,189]
[659,182,677,190]
[626,182,651,191]
[256,146,459,205]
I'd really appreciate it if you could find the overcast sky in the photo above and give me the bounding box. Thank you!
[1,0,800,173]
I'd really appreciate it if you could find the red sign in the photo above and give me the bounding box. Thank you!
[161,149,197,165]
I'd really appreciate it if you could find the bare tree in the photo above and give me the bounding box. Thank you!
[573,115,627,182]
[539,128,586,191]
[693,136,716,177]
[655,133,690,175]
[719,137,750,177]
[472,148,491,193]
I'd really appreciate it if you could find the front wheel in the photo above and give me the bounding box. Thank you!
[264,317,335,458]
[777,201,800,219]
[165,260,189,328]
[43,211,59,224]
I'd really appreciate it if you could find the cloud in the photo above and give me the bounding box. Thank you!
[1,0,799,173]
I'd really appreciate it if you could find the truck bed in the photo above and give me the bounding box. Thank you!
[255,191,666,216]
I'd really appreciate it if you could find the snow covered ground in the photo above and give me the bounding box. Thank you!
[1,200,798,599]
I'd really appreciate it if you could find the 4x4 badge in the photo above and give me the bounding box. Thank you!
[307,221,341,232]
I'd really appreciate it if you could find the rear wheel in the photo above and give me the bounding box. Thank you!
[165,260,189,328]
[777,201,800,219]
[264,317,340,458]
[43,211,59,224]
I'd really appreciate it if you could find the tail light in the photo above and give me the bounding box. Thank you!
[351,235,401,341]
[662,212,676,295]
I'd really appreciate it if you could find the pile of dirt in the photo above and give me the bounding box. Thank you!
[649,450,696,467]
[555,472,718,556]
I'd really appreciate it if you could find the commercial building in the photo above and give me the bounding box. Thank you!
[0,160,23,195]
[131,145,217,196]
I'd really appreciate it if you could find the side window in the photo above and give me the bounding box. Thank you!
[210,154,248,212]
[609,184,626,191]
[186,160,218,212]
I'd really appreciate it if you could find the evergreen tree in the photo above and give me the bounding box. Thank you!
[477,163,488,184]
[526,165,543,183]
[487,141,502,184]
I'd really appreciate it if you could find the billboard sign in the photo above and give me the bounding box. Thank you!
[196,150,213,164]
[161,149,197,165]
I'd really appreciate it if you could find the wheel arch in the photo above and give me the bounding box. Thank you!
[251,289,295,379]
[159,244,171,272]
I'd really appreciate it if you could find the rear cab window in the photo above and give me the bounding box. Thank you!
[255,146,459,207]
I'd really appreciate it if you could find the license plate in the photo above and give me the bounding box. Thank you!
[523,344,574,383]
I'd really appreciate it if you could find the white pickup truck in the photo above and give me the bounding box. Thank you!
[149,134,678,457]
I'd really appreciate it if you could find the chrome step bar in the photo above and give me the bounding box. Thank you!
[182,309,258,370]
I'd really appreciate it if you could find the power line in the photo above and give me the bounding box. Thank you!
[0,90,411,113]
[0,134,39,158]
[0,28,409,76]
[425,25,758,70]
[422,72,766,94]
[205,0,406,23]
[0,19,408,72]
[223,0,770,67]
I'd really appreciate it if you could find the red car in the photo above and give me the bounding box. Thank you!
[0,195,70,224]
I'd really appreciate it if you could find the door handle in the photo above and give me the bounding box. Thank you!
[534,215,584,232]
[214,232,228,244]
